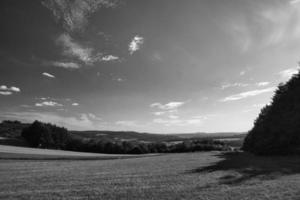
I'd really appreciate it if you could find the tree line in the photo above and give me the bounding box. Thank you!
[22,120,228,154]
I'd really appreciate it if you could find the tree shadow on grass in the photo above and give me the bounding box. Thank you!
[189,151,300,185]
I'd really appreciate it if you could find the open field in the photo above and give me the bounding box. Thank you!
[1,150,300,200]
[0,145,148,160]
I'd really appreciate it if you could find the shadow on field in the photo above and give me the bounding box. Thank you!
[189,152,300,185]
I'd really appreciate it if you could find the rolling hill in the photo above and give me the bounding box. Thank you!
[70,130,180,142]
[0,120,246,149]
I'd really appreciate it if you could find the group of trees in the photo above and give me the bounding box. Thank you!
[21,121,227,154]
[66,136,226,154]
[243,70,300,155]
[22,121,69,149]
[0,120,29,138]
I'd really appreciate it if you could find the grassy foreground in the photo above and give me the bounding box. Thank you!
[0,150,300,199]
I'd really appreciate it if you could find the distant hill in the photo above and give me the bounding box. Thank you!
[0,120,245,148]
[69,131,247,143]
[70,130,180,142]
[0,121,181,144]
[243,70,300,155]
[173,132,247,139]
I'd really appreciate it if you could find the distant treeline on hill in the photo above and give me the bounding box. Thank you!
[20,121,228,154]
[243,69,300,155]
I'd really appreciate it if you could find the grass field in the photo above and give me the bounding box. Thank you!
[0,147,300,200]
[0,145,150,160]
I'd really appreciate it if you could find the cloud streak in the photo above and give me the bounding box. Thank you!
[221,87,276,102]
[42,72,55,78]
[153,118,204,127]
[150,101,185,110]
[35,101,63,107]
[256,82,270,87]
[279,67,299,79]
[51,61,80,69]
[220,81,271,90]
[221,82,249,89]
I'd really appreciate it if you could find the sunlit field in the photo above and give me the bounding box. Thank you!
[0,145,147,160]
[1,149,299,200]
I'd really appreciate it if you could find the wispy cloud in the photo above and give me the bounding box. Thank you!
[256,82,270,87]
[112,77,125,82]
[42,72,55,78]
[151,110,177,117]
[168,115,179,119]
[87,113,102,121]
[153,118,204,127]
[34,97,79,107]
[57,33,96,64]
[278,67,299,79]
[220,81,270,90]
[42,0,118,32]
[221,82,249,89]
[115,120,138,127]
[51,61,80,69]
[152,52,162,61]
[40,97,49,100]
[35,101,63,107]
[56,34,119,65]
[150,101,185,110]
[129,35,144,54]
[0,85,20,95]
[152,111,165,116]
[226,1,300,51]
[239,67,251,76]
[240,71,246,76]
[150,101,186,118]
[101,55,119,61]
[290,0,300,5]
[229,22,252,52]
[0,91,12,96]
[221,87,276,102]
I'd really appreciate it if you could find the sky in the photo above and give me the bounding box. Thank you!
[1,0,300,133]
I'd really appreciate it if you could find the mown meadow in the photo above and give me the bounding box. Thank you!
[1,150,299,200]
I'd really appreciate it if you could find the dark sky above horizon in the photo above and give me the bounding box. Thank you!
[0,0,300,133]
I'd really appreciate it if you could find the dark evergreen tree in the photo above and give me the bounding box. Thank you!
[243,70,300,155]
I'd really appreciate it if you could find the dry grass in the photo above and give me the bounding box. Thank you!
[0,150,299,199]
